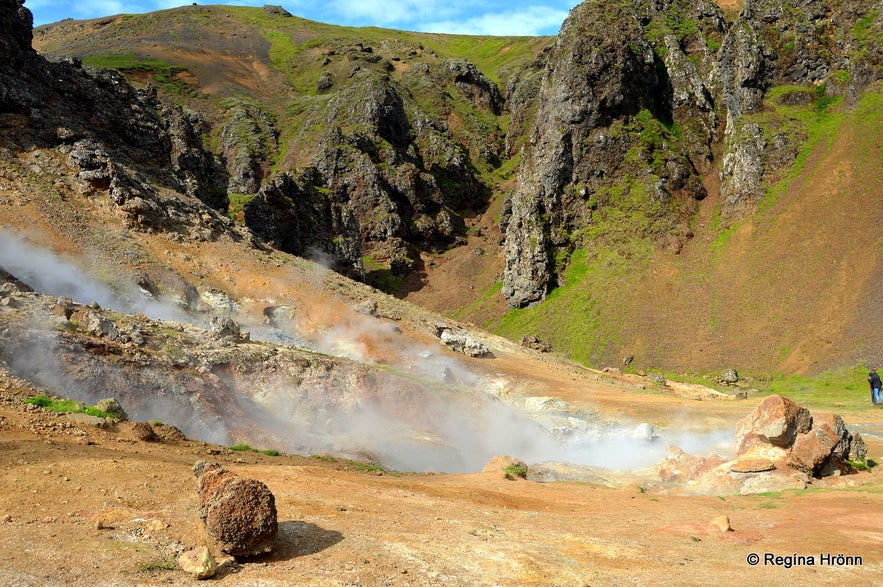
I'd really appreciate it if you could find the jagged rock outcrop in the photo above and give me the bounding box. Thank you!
[714,0,883,223]
[218,99,278,195]
[503,48,550,158]
[244,168,365,279]
[162,102,230,211]
[266,41,505,279]
[445,59,504,115]
[502,0,721,307]
[0,0,234,241]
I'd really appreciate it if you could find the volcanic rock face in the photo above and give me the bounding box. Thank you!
[502,0,721,307]
[502,0,883,307]
[245,169,365,280]
[0,0,233,241]
[0,0,32,63]
[193,461,278,556]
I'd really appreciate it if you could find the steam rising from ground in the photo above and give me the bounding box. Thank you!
[0,229,734,474]
[0,230,192,323]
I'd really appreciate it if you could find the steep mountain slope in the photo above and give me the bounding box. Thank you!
[26,0,883,376]
[33,5,551,281]
[495,0,882,373]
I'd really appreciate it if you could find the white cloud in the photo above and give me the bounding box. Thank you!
[325,0,455,27]
[419,6,569,36]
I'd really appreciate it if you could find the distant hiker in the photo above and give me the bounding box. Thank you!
[869,369,882,405]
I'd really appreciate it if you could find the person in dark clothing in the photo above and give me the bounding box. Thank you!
[869,369,882,405]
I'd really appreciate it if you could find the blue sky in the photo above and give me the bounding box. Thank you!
[26,0,579,36]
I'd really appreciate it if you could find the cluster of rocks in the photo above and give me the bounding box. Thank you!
[658,395,867,494]
[432,323,493,358]
[520,335,552,352]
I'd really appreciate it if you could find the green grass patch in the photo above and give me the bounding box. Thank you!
[227,192,255,223]
[363,256,408,295]
[753,365,877,413]
[140,559,177,572]
[492,243,649,365]
[82,52,194,96]
[25,395,115,419]
[312,454,338,463]
[229,443,281,456]
[346,460,386,473]
[504,464,528,479]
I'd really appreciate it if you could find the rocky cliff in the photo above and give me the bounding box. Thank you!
[502,0,882,307]
[31,12,535,283]
[0,0,233,242]
[503,0,724,307]
[715,0,883,222]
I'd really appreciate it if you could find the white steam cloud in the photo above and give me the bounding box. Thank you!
[0,228,733,475]
[0,229,194,323]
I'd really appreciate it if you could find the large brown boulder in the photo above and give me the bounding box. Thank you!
[789,412,853,476]
[735,394,812,455]
[193,461,278,557]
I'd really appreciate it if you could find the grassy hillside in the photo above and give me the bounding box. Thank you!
[34,5,550,93]
[478,87,882,376]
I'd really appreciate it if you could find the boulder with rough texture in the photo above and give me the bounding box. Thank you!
[0,0,33,64]
[193,461,278,557]
[209,316,241,341]
[661,395,868,493]
[128,421,158,442]
[735,394,811,454]
[438,328,492,358]
[520,335,552,352]
[788,412,853,476]
[720,368,739,384]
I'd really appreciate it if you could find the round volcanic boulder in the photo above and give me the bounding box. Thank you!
[193,461,278,556]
